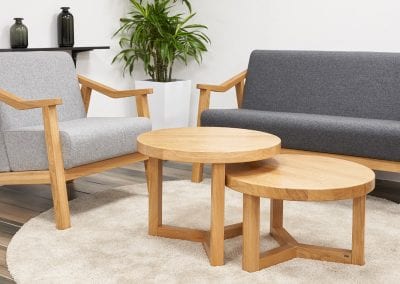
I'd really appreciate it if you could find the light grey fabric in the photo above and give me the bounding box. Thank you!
[0,133,10,172]
[243,50,400,121]
[201,109,400,162]
[0,52,86,130]
[0,52,86,171]
[4,117,151,171]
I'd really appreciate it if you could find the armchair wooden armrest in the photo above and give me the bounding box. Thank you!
[78,75,152,98]
[0,88,62,110]
[77,75,152,118]
[196,70,247,126]
[0,88,67,229]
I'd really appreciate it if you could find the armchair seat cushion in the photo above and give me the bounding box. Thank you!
[4,117,151,171]
[201,109,400,162]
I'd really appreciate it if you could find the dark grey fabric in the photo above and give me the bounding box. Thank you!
[201,109,400,162]
[243,50,400,121]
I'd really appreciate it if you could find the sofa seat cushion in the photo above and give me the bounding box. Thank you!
[4,117,152,171]
[201,109,400,162]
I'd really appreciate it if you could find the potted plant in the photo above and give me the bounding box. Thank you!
[113,0,210,129]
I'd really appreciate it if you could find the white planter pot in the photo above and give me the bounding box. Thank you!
[135,80,191,130]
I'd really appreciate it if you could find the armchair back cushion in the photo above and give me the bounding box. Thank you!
[0,51,86,171]
[243,50,400,121]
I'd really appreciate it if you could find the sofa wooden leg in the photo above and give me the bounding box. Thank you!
[144,160,150,192]
[192,163,204,183]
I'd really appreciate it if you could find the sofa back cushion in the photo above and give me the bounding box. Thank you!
[242,50,400,121]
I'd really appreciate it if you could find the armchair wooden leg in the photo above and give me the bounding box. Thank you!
[66,180,75,201]
[43,105,71,230]
[50,178,70,230]
[192,163,204,183]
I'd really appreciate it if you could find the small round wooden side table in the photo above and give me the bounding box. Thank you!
[226,154,375,272]
[137,127,281,266]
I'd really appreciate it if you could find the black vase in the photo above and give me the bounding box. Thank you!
[57,7,74,47]
[10,18,28,48]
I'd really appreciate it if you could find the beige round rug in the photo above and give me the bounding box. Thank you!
[7,180,400,283]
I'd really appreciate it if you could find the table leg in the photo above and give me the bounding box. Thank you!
[148,157,163,236]
[192,163,204,183]
[270,199,283,230]
[352,195,366,265]
[243,193,260,272]
[209,163,225,266]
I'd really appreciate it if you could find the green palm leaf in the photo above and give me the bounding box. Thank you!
[112,0,210,82]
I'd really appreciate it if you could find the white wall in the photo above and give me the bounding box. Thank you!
[0,0,135,117]
[183,0,400,120]
[1,0,399,179]
[2,0,400,120]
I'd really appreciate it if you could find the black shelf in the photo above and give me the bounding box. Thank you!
[0,46,110,66]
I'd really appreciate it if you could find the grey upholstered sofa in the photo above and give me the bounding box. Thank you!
[193,50,400,181]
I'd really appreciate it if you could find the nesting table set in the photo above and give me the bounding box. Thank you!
[137,127,375,272]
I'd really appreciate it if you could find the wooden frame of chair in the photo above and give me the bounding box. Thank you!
[0,76,153,230]
[192,70,400,182]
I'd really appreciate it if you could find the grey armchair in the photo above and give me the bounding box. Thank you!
[0,52,153,230]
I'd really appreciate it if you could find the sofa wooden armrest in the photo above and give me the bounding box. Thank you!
[78,75,153,117]
[197,70,247,92]
[196,70,247,126]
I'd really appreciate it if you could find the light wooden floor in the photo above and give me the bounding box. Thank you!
[0,161,397,283]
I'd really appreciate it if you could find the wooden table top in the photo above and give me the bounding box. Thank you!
[226,154,375,201]
[137,127,281,163]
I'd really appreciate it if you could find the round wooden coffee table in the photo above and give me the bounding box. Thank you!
[226,154,375,272]
[137,127,281,266]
